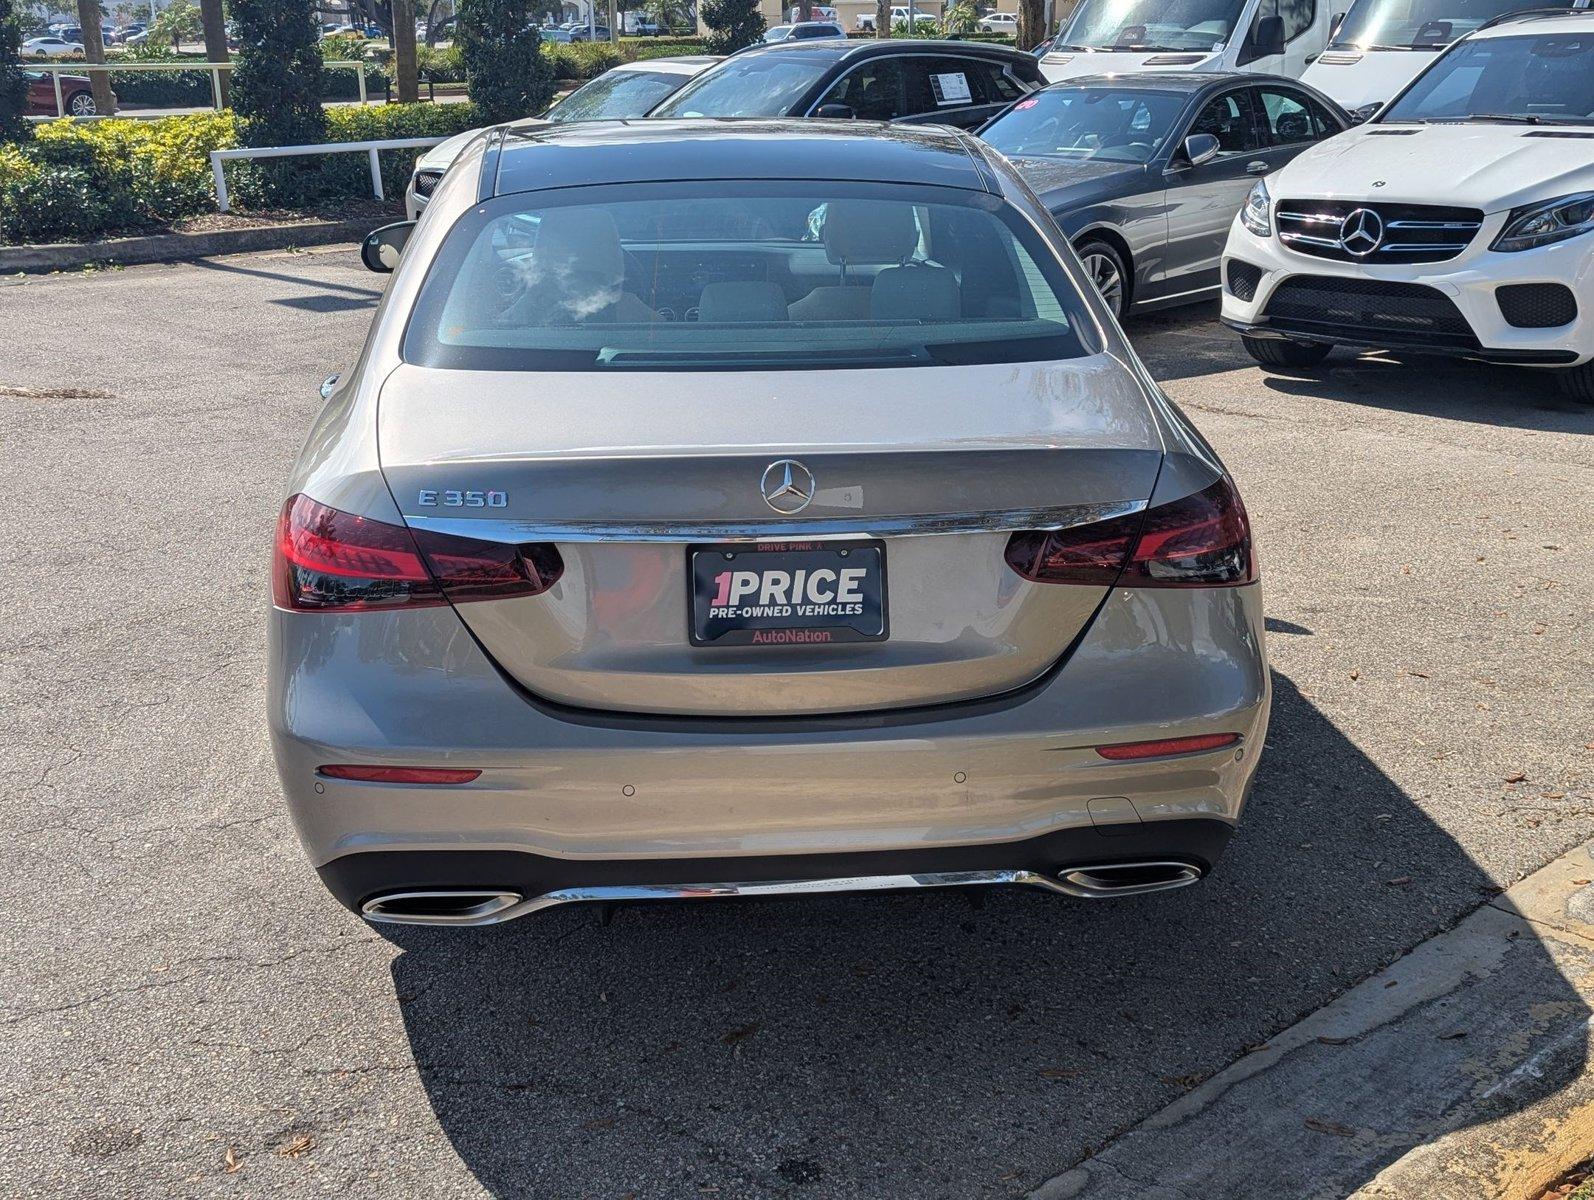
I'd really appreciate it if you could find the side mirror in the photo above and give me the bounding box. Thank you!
[813,102,855,119]
[361,220,416,273]
[1348,102,1381,125]
[1252,13,1286,56]
[1183,132,1221,166]
[1329,10,1346,34]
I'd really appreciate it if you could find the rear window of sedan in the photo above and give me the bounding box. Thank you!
[403,180,1099,371]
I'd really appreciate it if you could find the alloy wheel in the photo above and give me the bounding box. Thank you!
[1082,251,1124,317]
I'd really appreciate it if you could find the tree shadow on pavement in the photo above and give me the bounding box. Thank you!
[382,672,1587,1199]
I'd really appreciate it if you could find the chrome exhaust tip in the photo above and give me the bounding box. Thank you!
[361,890,523,926]
[1052,861,1203,899]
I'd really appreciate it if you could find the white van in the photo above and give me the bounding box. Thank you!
[1302,0,1590,110]
[856,5,940,30]
[1041,0,1333,82]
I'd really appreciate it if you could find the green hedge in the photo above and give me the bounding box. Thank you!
[542,40,624,80]
[0,103,479,245]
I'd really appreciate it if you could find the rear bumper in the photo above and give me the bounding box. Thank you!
[325,819,1235,923]
[269,583,1270,903]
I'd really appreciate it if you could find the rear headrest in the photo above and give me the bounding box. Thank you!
[822,199,919,266]
[697,281,790,323]
[531,208,625,289]
[871,264,960,321]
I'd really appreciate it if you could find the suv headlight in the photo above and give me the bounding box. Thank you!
[1241,179,1272,238]
[1491,192,1594,253]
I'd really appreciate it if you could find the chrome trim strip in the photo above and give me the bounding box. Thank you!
[403,499,1147,544]
[1278,232,1341,248]
[1385,219,1479,230]
[361,863,1205,926]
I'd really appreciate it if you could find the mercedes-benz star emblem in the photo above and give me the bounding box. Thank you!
[1338,207,1384,257]
[760,459,815,515]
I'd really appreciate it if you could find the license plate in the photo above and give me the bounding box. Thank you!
[689,540,888,647]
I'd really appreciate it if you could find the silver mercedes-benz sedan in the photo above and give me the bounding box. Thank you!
[269,119,1270,927]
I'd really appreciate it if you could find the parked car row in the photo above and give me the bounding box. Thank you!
[402,18,1594,399]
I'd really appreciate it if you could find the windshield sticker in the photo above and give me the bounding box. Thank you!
[1014,97,1039,109]
[930,72,972,106]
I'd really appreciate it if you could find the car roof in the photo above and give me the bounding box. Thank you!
[734,36,1037,64]
[1469,9,1594,37]
[1042,71,1270,93]
[492,118,990,195]
[612,55,720,74]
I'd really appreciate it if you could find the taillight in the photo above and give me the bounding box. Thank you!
[273,494,562,612]
[1006,477,1255,589]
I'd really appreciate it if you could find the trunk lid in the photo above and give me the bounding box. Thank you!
[378,358,1164,717]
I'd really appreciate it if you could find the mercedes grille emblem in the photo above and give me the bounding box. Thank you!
[1338,207,1385,257]
[760,459,816,515]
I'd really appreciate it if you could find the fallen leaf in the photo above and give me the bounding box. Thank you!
[1506,772,1527,784]
[581,1118,616,1132]
[1386,876,1412,887]
[1349,670,1360,681]
[720,1023,760,1047]
[1162,1073,1203,1089]
[1407,671,1430,679]
[1572,879,1590,887]
[276,1135,314,1159]
[1305,1117,1357,1137]
[1316,1036,1355,1046]
[1438,1031,1467,1041]
[1039,1067,1083,1079]
[223,1147,243,1174]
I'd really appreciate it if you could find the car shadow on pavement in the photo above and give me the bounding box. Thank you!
[379,671,1588,1199]
[187,257,380,312]
[1128,304,1593,432]
[1256,355,1594,435]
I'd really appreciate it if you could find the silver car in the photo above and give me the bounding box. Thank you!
[270,120,1270,927]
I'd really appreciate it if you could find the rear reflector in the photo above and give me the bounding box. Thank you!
[273,494,562,612]
[1095,733,1240,760]
[318,764,482,784]
[1006,477,1256,588]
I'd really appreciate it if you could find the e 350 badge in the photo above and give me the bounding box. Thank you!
[417,489,508,508]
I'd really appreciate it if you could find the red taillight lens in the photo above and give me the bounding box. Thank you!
[1096,732,1240,760]
[318,764,481,784]
[273,494,562,612]
[1005,478,1255,589]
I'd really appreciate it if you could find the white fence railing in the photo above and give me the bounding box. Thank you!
[24,60,371,119]
[208,136,449,212]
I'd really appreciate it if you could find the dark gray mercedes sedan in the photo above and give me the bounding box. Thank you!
[981,72,1350,318]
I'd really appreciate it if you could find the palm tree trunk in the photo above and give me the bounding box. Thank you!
[875,0,889,36]
[198,0,228,106]
[1017,0,1045,50]
[75,0,115,115]
[393,0,420,102]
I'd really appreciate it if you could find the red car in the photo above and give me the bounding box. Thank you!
[24,70,113,117]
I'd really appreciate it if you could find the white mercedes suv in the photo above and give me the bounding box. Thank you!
[1220,10,1594,401]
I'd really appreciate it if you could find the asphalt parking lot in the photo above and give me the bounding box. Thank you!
[3,247,1590,1199]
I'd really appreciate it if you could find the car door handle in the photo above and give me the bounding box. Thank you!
[1246,160,1270,175]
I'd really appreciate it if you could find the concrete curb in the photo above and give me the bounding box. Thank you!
[0,218,375,274]
[1033,840,1594,1200]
